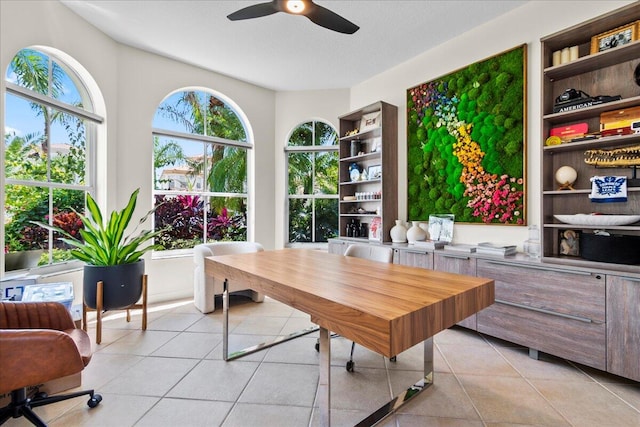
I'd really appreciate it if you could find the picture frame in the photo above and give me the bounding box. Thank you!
[368,217,381,242]
[428,214,454,242]
[359,111,381,133]
[559,229,580,256]
[590,21,637,54]
[367,164,382,180]
[407,45,527,225]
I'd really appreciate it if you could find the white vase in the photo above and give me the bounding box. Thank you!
[406,221,427,243]
[390,220,408,243]
[418,222,431,240]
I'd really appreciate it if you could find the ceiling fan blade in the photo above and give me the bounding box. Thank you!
[305,2,359,34]
[227,1,279,21]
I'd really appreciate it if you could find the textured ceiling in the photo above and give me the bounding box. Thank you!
[60,0,528,91]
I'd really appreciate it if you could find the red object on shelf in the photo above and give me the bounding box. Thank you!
[550,123,589,141]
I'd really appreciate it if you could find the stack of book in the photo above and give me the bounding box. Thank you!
[412,240,446,250]
[443,244,477,253]
[476,242,517,257]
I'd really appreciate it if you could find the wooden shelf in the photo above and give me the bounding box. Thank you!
[338,101,397,242]
[542,96,640,125]
[544,41,640,81]
[540,3,640,268]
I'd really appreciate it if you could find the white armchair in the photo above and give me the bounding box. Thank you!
[193,242,265,313]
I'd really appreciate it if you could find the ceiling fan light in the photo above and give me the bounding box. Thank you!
[285,0,305,14]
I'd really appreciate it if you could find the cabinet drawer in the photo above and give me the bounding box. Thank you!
[434,253,477,329]
[395,250,433,269]
[477,302,606,370]
[477,259,605,322]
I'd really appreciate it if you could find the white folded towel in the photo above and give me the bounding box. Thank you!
[589,176,627,203]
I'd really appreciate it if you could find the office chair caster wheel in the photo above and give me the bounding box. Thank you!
[88,394,102,408]
[315,342,320,352]
[390,356,397,362]
[346,360,355,372]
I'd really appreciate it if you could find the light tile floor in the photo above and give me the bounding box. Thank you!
[6,296,640,427]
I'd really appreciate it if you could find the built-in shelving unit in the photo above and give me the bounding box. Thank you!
[338,101,397,243]
[540,2,640,268]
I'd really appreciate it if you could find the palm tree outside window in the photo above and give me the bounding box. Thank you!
[3,48,102,274]
[152,90,251,252]
[285,120,339,244]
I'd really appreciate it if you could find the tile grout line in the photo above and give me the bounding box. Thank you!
[434,339,489,427]
[483,337,576,427]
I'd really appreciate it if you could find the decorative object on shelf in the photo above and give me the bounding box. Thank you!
[407,45,526,225]
[552,89,621,114]
[428,214,454,242]
[360,169,369,181]
[349,162,361,181]
[390,219,408,243]
[600,106,640,136]
[584,144,640,166]
[553,213,640,226]
[406,221,427,244]
[550,123,589,142]
[552,50,561,66]
[589,175,627,203]
[581,230,640,265]
[370,136,381,153]
[559,229,580,256]
[367,164,382,180]
[523,225,541,258]
[345,128,359,137]
[476,242,517,257]
[368,217,382,242]
[359,111,381,133]
[554,45,580,65]
[555,166,578,190]
[545,135,562,146]
[590,21,638,54]
[350,140,361,157]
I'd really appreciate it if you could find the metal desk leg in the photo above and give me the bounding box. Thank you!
[355,337,434,426]
[222,279,319,361]
[318,327,331,427]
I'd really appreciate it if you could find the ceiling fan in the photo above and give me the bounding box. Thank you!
[227,0,360,34]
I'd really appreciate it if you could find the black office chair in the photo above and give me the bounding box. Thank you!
[317,244,395,372]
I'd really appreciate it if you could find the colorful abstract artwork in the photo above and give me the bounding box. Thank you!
[407,45,527,225]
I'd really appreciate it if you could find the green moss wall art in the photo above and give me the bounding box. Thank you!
[407,44,527,225]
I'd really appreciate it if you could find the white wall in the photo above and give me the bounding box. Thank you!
[350,0,633,248]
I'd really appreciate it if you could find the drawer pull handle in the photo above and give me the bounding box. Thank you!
[495,299,593,323]
[618,276,640,283]
[438,254,470,260]
[484,260,594,276]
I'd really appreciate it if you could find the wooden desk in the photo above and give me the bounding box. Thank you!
[206,249,494,426]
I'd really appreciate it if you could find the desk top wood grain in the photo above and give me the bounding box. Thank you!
[206,249,494,357]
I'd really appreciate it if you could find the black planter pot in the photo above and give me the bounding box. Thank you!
[83,260,145,310]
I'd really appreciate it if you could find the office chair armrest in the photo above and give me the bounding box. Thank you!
[0,329,85,394]
[0,301,76,331]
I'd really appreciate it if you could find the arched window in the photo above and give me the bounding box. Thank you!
[285,120,339,244]
[3,48,102,275]
[152,89,251,251]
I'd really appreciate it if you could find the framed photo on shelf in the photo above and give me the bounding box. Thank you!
[590,22,637,54]
[559,229,580,256]
[367,164,382,180]
[369,217,382,242]
[428,214,454,242]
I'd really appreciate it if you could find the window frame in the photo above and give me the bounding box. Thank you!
[151,90,253,257]
[3,51,101,276]
[284,119,339,247]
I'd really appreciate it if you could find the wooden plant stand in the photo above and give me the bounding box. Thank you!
[82,274,148,344]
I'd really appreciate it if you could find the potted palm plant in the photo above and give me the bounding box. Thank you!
[34,188,164,310]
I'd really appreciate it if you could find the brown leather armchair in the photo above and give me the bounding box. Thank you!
[0,301,102,426]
